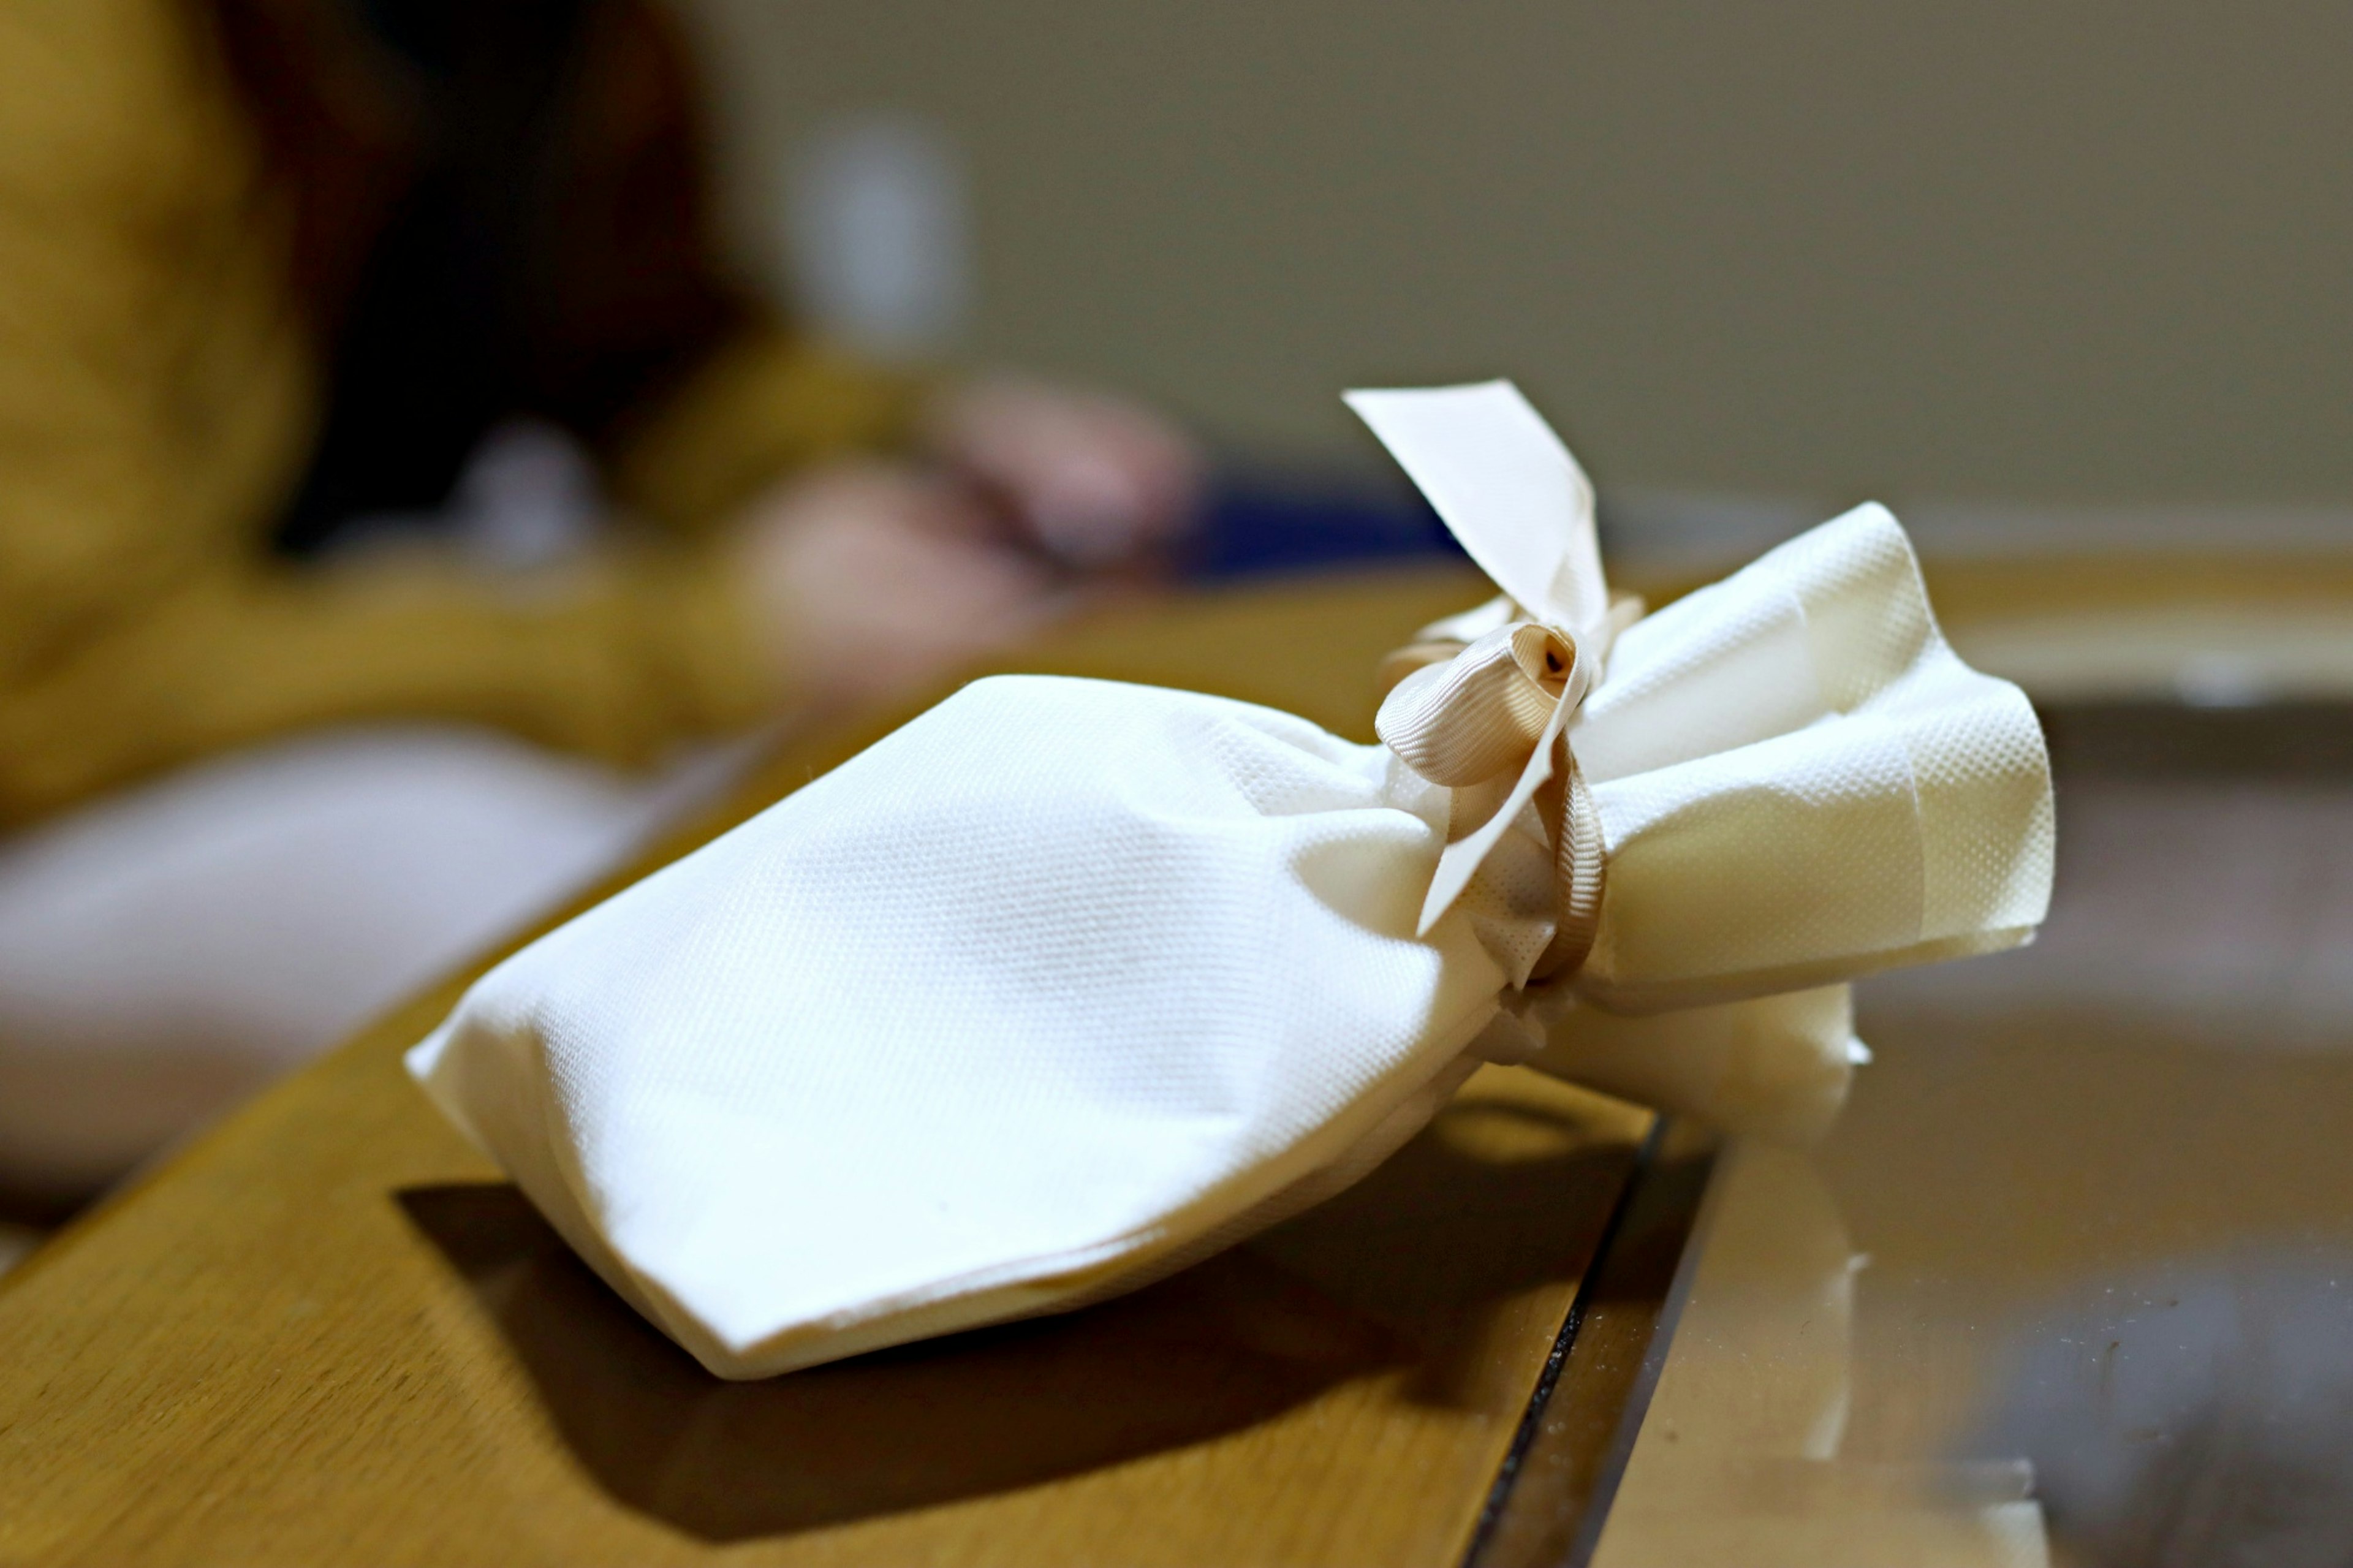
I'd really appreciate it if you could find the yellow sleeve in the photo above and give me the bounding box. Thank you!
[605,321,930,537]
[0,0,766,826]
[0,0,917,827]
[0,548,778,826]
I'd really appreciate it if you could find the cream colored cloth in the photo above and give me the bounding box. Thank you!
[409,384,2052,1377]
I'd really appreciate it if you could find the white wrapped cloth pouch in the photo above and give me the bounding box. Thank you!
[409,382,2053,1377]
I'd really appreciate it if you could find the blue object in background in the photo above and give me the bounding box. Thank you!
[1187,471,1464,581]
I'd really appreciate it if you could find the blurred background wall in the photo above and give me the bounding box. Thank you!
[680,0,2350,525]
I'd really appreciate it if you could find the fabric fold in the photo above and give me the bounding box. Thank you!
[1569,504,2053,1012]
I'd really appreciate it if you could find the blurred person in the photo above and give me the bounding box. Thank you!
[0,0,1199,1206]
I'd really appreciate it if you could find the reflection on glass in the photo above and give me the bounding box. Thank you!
[1976,1252,2353,1568]
[1590,1143,2048,1568]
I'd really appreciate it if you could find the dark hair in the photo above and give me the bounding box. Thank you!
[205,0,750,548]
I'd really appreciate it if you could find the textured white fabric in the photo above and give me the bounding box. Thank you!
[1344,383,1608,637]
[1575,501,2054,1010]
[409,384,2053,1378]
[1522,985,1866,1148]
[413,683,1506,1376]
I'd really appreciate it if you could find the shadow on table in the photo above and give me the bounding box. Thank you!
[398,1081,1634,1543]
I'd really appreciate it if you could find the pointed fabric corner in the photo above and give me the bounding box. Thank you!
[1344,381,1609,638]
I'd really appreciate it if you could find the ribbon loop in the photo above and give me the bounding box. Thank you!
[1375,623,1577,787]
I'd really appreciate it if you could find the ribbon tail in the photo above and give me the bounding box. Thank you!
[1416,684,1576,937]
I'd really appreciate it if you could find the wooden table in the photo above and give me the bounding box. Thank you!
[0,569,1674,1568]
[15,553,2351,1567]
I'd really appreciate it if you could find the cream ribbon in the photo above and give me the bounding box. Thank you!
[1343,380,1631,983]
[1375,597,1639,982]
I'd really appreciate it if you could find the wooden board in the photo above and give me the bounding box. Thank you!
[0,567,1654,1567]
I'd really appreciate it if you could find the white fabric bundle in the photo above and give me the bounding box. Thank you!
[409,383,2053,1377]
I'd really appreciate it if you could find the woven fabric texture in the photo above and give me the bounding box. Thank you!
[412,679,1509,1376]
[409,385,2053,1378]
[1575,502,2054,1011]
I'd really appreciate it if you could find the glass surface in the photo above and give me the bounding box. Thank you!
[1590,707,2353,1568]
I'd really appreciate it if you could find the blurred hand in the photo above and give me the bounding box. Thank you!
[733,463,1072,711]
[920,374,1204,569]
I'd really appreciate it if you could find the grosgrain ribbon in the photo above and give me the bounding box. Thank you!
[1376,598,1635,982]
[1344,381,1635,982]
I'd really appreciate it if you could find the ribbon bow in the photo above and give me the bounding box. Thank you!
[1374,599,1639,982]
[1346,381,1633,983]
